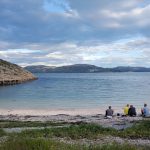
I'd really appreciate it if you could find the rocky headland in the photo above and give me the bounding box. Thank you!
[0,59,37,86]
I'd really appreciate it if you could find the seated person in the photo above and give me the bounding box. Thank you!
[124,104,129,116]
[105,106,114,118]
[128,105,136,117]
[142,104,149,117]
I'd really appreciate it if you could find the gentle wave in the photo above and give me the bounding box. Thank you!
[0,72,150,110]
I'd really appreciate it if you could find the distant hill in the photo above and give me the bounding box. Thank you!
[0,59,37,85]
[24,64,150,73]
[25,64,109,73]
[111,66,150,72]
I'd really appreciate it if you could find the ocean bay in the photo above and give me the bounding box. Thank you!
[0,72,150,110]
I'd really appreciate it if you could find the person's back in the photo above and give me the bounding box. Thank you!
[124,104,129,115]
[128,105,136,116]
[143,104,149,117]
[105,106,114,118]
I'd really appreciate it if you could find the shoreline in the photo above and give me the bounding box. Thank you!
[0,107,143,116]
[0,108,146,130]
[0,108,109,116]
[0,114,146,131]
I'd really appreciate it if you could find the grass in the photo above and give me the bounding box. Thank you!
[16,123,115,139]
[0,120,67,128]
[0,138,148,150]
[16,120,150,139]
[0,129,6,137]
[0,120,150,150]
[117,120,150,139]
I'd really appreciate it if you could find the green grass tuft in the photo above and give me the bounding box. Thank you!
[15,120,150,140]
[17,123,116,139]
[0,120,67,128]
[0,129,6,137]
[0,138,148,150]
[0,120,150,150]
[116,120,150,139]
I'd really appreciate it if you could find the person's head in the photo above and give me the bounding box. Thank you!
[130,105,133,108]
[127,104,129,107]
[109,106,111,109]
[144,103,147,107]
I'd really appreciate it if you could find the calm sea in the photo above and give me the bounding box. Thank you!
[0,73,150,109]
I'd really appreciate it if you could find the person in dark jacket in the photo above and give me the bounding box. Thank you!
[128,105,136,116]
[105,106,114,118]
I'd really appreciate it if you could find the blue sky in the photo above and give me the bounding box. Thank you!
[0,0,150,67]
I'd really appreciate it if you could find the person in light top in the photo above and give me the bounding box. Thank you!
[141,104,149,117]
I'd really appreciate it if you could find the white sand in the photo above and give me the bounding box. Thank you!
[0,108,105,116]
[0,107,142,116]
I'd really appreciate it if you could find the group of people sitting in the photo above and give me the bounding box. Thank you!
[124,104,136,117]
[105,103,149,118]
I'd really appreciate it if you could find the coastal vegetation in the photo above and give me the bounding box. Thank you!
[0,120,68,128]
[0,129,6,137]
[0,139,147,150]
[0,120,149,150]
[15,120,150,139]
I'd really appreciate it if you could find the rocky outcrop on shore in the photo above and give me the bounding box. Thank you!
[0,59,37,85]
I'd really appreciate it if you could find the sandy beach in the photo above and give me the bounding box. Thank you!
[0,107,143,116]
[0,108,147,130]
[0,109,105,116]
[0,108,149,148]
[0,108,112,116]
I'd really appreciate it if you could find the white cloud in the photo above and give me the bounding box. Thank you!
[0,0,150,67]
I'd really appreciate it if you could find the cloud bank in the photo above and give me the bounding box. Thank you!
[0,0,150,67]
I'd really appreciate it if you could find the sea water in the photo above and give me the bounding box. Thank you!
[0,73,150,109]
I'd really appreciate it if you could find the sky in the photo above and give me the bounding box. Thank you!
[0,0,150,67]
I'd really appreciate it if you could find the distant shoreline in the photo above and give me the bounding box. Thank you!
[24,64,150,73]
